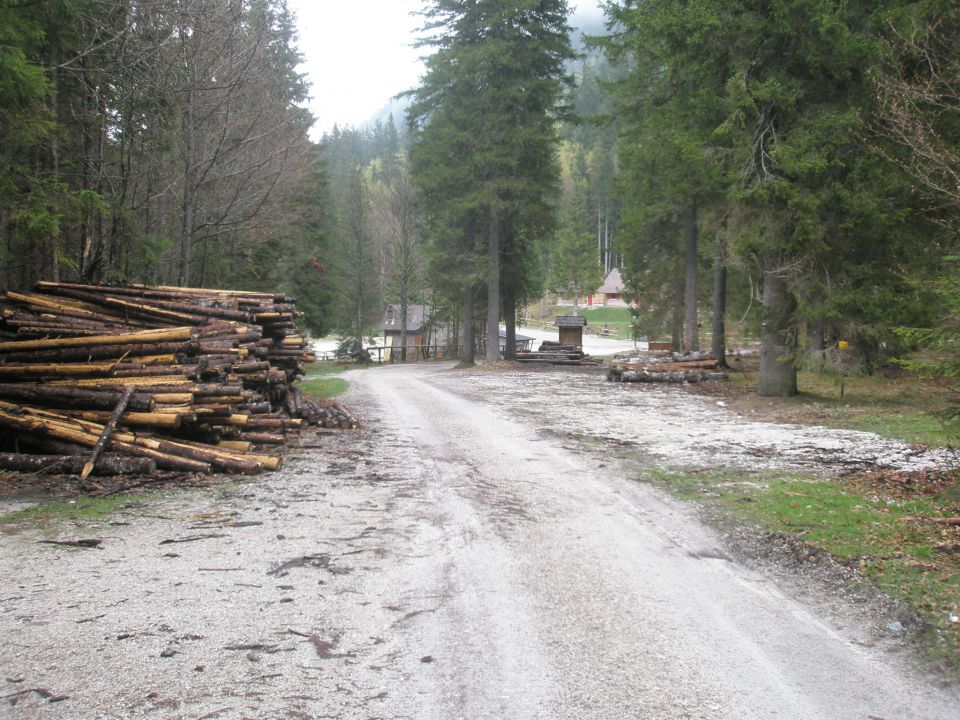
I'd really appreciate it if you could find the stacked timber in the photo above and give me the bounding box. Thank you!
[516,341,602,367]
[283,386,360,430]
[0,282,350,479]
[607,351,727,383]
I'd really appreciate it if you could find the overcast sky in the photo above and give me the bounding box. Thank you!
[286,0,606,139]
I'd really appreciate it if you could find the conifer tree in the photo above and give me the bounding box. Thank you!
[408,0,574,361]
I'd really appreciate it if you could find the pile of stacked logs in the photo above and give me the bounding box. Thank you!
[0,281,354,479]
[516,341,601,367]
[607,351,726,383]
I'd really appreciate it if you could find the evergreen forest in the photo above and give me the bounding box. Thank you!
[2,0,959,396]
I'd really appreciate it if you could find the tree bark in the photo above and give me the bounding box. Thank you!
[809,318,826,352]
[179,83,196,287]
[683,202,699,351]
[0,454,155,476]
[671,278,683,353]
[503,279,517,361]
[711,239,727,367]
[486,203,501,362]
[462,285,476,364]
[400,301,408,363]
[49,63,61,283]
[758,270,798,397]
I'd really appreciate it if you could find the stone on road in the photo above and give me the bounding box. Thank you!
[0,363,955,719]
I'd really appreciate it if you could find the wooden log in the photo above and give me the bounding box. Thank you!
[617,370,727,383]
[516,358,592,366]
[147,437,262,474]
[239,432,286,445]
[32,409,263,474]
[110,364,197,378]
[245,417,302,430]
[48,376,192,388]
[143,434,280,472]
[12,408,264,474]
[0,453,156,476]
[0,342,189,364]
[610,359,718,372]
[3,312,117,331]
[0,327,193,353]
[0,362,118,377]
[99,282,287,301]
[231,361,271,373]
[12,435,90,456]
[217,440,252,452]
[0,411,210,473]
[6,290,136,322]
[0,384,154,412]
[119,296,253,322]
[32,286,208,325]
[15,326,109,337]
[66,410,184,429]
[928,517,960,526]
[80,386,137,481]
[150,393,195,405]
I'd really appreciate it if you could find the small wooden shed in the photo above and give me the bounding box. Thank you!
[499,329,535,353]
[555,315,587,347]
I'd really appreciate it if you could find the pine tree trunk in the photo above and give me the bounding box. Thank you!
[485,203,500,362]
[462,285,476,364]
[712,239,727,367]
[671,278,683,353]
[683,202,699,351]
[179,82,196,287]
[49,63,61,283]
[809,317,826,352]
[807,316,826,373]
[758,270,798,397]
[504,281,517,361]
[400,301,408,362]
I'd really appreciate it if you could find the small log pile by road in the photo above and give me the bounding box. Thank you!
[607,351,727,383]
[0,281,358,479]
[516,341,601,367]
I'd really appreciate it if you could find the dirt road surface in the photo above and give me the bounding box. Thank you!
[1,363,957,719]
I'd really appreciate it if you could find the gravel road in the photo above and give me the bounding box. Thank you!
[1,363,956,719]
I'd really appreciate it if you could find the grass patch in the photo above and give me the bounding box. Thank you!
[1,494,145,529]
[301,376,348,400]
[719,369,957,447]
[637,464,960,676]
[582,306,631,323]
[582,307,633,340]
[300,361,351,400]
[522,303,635,340]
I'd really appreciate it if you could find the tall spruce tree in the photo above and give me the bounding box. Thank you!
[408,0,574,362]
[601,1,730,353]
[603,0,938,395]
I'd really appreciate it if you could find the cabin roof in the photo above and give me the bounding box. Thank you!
[380,304,428,332]
[596,268,625,295]
[555,315,587,327]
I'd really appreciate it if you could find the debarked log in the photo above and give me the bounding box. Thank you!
[80,386,136,481]
[0,411,210,472]
[0,327,193,353]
